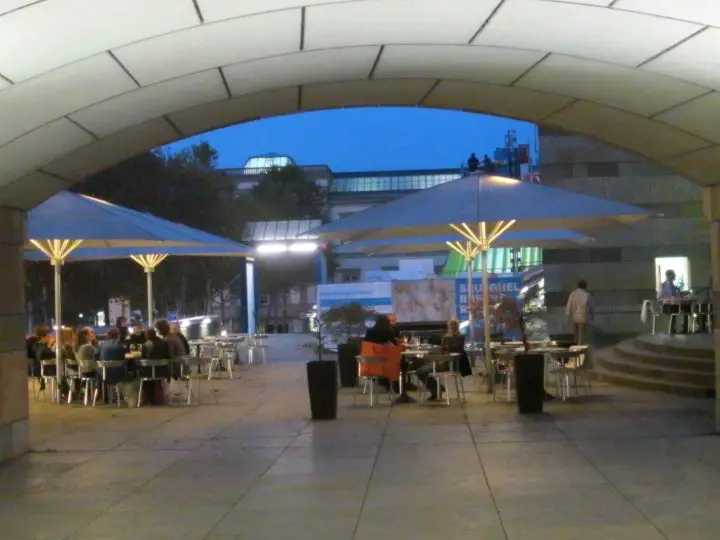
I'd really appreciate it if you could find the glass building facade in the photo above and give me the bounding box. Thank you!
[330,172,461,193]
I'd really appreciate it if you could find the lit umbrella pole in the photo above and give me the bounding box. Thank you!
[28,239,84,402]
[129,254,169,327]
[449,221,516,385]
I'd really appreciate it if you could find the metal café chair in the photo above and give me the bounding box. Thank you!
[547,347,591,401]
[356,355,394,407]
[423,354,466,406]
[208,343,237,380]
[136,358,171,407]
[93,360,127,407]
[39,359,59,402]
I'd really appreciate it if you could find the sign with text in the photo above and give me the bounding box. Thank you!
[456,274,524,340]
[317,282,393,314]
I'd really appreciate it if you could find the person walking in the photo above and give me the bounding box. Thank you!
[565,280,594,345]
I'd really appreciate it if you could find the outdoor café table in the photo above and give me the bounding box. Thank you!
[398,347,438,403]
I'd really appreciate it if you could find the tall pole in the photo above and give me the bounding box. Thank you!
[53,260,63,403]
[467,256,475,355]
[146,269,154,327]
[482,248,493,393]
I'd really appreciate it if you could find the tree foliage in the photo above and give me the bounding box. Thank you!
[25,146,330,331]
[26,142,243,325]
[321,303,376,343]
[237,165,328,330]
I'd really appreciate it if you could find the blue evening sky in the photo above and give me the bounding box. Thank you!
[166,107,537,172]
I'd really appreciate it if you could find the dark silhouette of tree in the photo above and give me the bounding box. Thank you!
[26,142,247,327]
[237,165,327,331]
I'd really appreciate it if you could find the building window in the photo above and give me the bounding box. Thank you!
[289,288,301,305]
[381,265,399,271]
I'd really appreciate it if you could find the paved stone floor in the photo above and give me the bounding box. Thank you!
[1,335,719,539]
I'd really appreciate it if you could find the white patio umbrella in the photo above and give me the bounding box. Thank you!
[335,230,593,372]
[27,191,246,401]
[311,174,651,389]
[25,244,253,327]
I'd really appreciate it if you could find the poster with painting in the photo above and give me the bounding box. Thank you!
[392,280,455,323]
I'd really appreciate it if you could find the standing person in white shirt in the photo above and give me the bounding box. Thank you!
[566,280,594,345]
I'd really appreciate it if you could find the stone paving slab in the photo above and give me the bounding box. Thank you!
[0,334,718,539]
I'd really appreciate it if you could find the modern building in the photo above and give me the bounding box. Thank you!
[539,127,709,346]
[223,153,539,331]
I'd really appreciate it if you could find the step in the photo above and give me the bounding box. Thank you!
[614,342,714,373]
[596,349,713,388]
[592,363,713,399]
[633,334,713,360]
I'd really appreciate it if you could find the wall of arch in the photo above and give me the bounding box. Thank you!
[1,0,720,209]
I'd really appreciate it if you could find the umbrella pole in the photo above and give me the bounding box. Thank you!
[467,257,474,348]
[53,261,63,404]
[482,248,493,394]
[146,269,154,327]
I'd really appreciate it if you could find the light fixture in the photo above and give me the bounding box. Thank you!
[289,242,318,253]
[221,330,228,337]
[257,243,288,254]
[202,317,212,325]
[78,312,83,318]
[180,320,190,329]
[459,321,470,330]
[487,175,520,185]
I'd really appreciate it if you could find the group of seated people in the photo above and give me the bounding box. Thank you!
[27,317,190,397]
[362,314,471,401]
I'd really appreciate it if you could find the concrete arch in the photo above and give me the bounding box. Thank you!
[1,0,720,209]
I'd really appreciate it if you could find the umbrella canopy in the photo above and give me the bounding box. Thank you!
[311,174,651,394]
[27,191,235,250]
[310,174,651,242]
[26,191,250,401]
[334,230,593,255]
[24,244,253,262]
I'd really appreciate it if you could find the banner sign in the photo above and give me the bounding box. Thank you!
[456,274,524,340]
[317,282,393,314]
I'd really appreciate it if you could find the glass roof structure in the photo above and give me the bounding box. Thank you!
[1,1,720,209]
[243,220,322,242]
[330,172,462,193]
[242,154,295,170]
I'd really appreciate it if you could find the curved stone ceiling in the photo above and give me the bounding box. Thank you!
[1,0,720,209]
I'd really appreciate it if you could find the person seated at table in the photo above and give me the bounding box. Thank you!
[97,328,126,361]
[659,269,689,334]
[416,319,471,400]
[142,328,170,360]
[127,322,146,350]
[75,327,97,374]
[363,314,402,392]
[31,324,55,391]
[157,319,187,381]
[169,321,191,356]
[156,319,185,359]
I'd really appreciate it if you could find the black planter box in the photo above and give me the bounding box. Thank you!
[513,354,545,414]
[307,360,338,420]
[338,342,361,388]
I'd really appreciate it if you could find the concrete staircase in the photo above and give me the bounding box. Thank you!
[593,334,714,398]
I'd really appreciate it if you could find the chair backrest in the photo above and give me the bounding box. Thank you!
[568,345,588,368]
[357,355,386,378]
